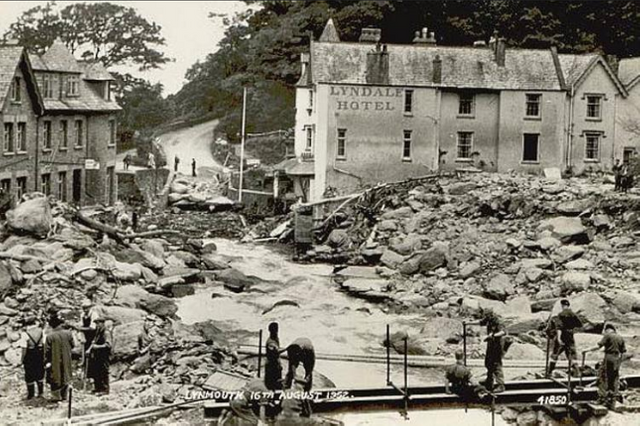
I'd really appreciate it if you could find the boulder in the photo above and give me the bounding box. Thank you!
[537,237,561,251]
[459,261,481,279]
[112,261,142,282]
[418,244,448,273]
[170,182,190,194]
[504,343,545,360]
[552,246,585,264]
[378,220,398,232]
[140,240,165,259]
[115,285,178,318]
[97,305,146,325]
[215,268,255,293]
[538,217,590,244]
[340,278,390,301]
[390,233,422,256]
[462,295,531,318]
[111,320,145,360]
[381,206,414,221]
[419,317,463,340]
[506,312,547,335]
[201,253,231,270]
[592,214,612,231]
[483,273,514,301]
[6,197,51,237]
[565,259,594,270]
[561,272,591,293]
[611,290,640,314]
[447,182,477,195]
[518,259,553,270]
[556,199,594,216]
[0,263,13,293]
[380,249,405,269]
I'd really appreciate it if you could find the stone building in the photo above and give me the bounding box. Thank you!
[0,40,120,208]
[294,20,633,201]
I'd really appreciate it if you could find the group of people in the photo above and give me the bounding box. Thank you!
[221,323,316,424]
[612,159,634,192]
[20,302,112,402]
[174,156,198,177]
[444,300,628,410]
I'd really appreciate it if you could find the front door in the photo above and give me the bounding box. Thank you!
[72,169,82,204]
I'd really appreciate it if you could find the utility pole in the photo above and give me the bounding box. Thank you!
[238,87,247,203]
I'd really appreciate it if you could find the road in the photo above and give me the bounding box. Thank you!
[157,119,226,176]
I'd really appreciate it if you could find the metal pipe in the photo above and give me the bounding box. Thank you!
[238,87,247,203]
[463,322,467,366]
[68,387,73,418]
[257,329,263,378]
[386,324,390,385]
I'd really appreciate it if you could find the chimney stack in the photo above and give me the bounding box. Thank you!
[413,27,436,45]
[433,55,442,84]
[495,38,506,67]
[366,43,389,85]
[360,28,382,43]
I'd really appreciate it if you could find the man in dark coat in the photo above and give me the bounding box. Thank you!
[481,310,506,393]
[284,337,315,393]
[613,159,622,191]
[548,299,583,376]
[20,315,45,399]
[584,324,627,409]
[191,158,197,177]
[445,350,488,401]
[45,313,74,401]
[87,318,112,394]
[264,322,283,391]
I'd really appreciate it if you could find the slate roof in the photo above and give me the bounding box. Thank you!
[558,54,598,87]
[319,18,340,43]
[79,61,115,81]
[39,40,81,73]
[0,44,24,102]
[311,41,564,91]
[618,57,640,88]
[42,77,121,112]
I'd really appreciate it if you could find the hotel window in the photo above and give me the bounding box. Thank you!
[457,132,473,160]
[522,133,539,163]
[109,120,116,146]
[402,130,412,161]
[10,77,21,102]
[75,120,84,147]
[60,120,68,149]
[66,75,79,96]
[58,171,67,202]
[585,132,601,161]
[304,125,313,151]
[458,93,475,116]
[43,121,52,150]
[17,177,27,200]
[404,89,414,114]
[41,173,51,196]
[3,123,14,153]
[586,95,602,119]
[525,94,541,118]
[17,123,26,152]
[336,128,346,159]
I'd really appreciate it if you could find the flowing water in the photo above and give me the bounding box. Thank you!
[176,239,509,424]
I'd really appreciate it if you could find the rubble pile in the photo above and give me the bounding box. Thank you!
[167,177,236,212]
[0,193,257,422]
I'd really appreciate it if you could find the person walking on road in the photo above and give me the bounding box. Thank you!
[174,156,180,173]
[191,158,197,177]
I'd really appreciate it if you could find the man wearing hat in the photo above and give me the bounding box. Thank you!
[548,299,583,376]
[19,314,45,399]
[45,313,74,401]
[584,324,627,409]
[264,322,283,391]
[87,317,112,394]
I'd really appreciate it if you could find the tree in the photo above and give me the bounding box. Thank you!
[4,1,171,71]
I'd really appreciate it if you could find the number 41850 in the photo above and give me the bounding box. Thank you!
[537,395,567,405]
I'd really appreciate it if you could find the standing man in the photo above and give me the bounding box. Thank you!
[77,301,98,368]
[123,153,132,171]
[613,159,622,192]
[45,313,74,402]
[584,324,626,409]
[481,310,506,393]
[20,314,45,399]
[87,318,112,394]
[548,299,583,376]
[191,158,197,177]
[148,152,155,169]
[174,155,180,173]
[264,322,283,391]
[284,337,315,392]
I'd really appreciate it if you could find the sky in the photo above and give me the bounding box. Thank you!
[0,1,251,95]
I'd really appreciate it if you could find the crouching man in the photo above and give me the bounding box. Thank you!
[445,350,489,401]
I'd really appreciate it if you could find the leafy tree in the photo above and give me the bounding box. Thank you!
[4,1,171,70]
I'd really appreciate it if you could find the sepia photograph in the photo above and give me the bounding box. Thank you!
[0,0,639,424]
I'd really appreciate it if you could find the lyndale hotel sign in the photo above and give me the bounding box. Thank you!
[330,85,402,111]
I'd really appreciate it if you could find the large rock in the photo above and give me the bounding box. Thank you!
[115,285,178,318]
[111,320,145,360]
[418,243,448,273]
[419,317,463,340]
[556,199,594,216]
[6,197,51,237]
[447,182,477,195]
[552,246,585,264]
[483,273,514,301]
[611,290,640,314]
[377,220,398,232]
[140,240,165,259]
[390,233,422,256]
[380,206,413,221]
[506,312,548,335]
[0,263,13,293]
[561,272,591,293]
[380,249,405,269]
[504,343,545,360]
[215,268,255,293]
[201,253,231,270]
[538,217,590,244]
[97,305,146,325]
[340,279,390,301]
[461,295,531,318]
[112,261,142,282]
[459,261,481,279]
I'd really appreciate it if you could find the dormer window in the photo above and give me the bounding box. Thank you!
[66,75,79,96]
[10,77,21,102]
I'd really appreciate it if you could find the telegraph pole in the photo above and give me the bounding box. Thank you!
[238,87,247,203]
